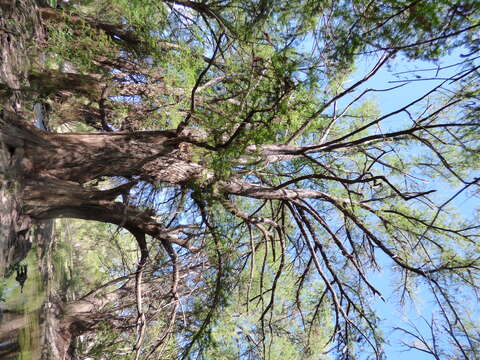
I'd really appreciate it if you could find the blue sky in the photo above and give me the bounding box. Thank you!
[339,49,479,359]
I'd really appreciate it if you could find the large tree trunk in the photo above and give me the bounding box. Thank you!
[2,107,206,250]
[1,114,204,215]
[0,0,44,277]
[0,140,32,278]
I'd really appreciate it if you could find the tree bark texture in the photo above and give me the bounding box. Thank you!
[0,0,44,277]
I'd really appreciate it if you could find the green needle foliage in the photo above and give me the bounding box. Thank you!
[1,0,480,359]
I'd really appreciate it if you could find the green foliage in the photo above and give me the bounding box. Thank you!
[15,0,480,358]
[202,249,332,360]
[45,17,116,72]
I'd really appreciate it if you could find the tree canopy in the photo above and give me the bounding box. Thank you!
[1,0,479,359]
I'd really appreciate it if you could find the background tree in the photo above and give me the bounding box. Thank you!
[1,0,479,359]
